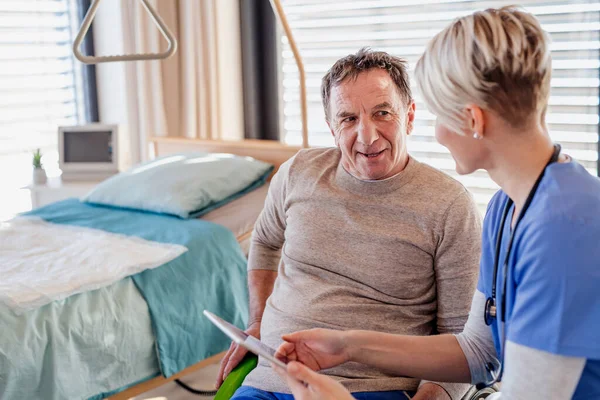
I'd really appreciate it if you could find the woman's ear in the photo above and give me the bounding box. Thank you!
[465,104,485,138]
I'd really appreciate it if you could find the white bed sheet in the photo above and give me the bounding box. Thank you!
[200,183,269,239]
[0,217,187,313]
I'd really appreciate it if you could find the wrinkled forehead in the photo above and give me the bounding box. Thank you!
[329,70,403,113]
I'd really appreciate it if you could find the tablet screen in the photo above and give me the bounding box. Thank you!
[204,310,288,369]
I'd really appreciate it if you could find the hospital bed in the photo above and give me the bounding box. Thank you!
[0,138,302,400]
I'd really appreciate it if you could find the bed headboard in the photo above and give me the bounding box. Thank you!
[149,137,302,179]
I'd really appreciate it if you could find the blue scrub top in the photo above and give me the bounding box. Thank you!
[477,160,600,398]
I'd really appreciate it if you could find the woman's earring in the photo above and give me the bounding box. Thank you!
[473,132,482,140]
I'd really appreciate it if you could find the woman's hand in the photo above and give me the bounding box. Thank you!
[275,329,351,371]
[274,361,354,400]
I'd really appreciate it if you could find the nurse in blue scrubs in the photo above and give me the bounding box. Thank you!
[272,6,600,400]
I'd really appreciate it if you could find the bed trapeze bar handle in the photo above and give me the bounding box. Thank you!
[73,0,177,64]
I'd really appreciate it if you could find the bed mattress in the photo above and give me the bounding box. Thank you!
[201,183,269,252]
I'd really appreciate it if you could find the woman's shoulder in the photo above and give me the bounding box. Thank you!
[536,161,600,225]
[514,164,600,276]
[481,190,508,232]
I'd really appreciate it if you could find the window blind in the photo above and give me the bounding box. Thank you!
[0,0,85,220]
[279,0,600,210]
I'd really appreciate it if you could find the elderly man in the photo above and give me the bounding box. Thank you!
[216,48,481,400]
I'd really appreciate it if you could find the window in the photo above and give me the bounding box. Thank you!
[279,0,600,210]
[0,0,94,221]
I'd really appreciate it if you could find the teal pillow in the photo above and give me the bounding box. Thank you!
[82,152,273,218]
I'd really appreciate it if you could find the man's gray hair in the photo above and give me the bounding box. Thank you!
[321,47,412,122]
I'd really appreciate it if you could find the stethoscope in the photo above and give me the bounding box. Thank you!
[477,143,562,389]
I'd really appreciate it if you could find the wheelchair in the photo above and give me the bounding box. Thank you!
[214,354,500,400]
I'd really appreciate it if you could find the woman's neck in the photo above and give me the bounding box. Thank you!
[487,131,556,219]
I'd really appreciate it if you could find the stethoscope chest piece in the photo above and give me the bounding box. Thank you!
[484,297,497,326]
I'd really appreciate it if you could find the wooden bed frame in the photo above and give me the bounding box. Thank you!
[107,137,302,400]
[150,137,303,179]
[109,352,224,400]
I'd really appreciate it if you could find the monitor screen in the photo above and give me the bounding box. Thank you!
[63,131,113,163]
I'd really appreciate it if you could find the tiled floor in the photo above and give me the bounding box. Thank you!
[131,362,220,400]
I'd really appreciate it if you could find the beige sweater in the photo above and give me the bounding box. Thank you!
[244,148,481,398]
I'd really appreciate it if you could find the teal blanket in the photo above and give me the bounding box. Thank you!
[0,199,249,399]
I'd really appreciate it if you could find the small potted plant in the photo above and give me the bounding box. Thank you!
[32,148,47,184]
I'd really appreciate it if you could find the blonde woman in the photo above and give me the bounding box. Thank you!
[272,6,600,400]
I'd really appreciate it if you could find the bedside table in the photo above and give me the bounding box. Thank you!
[24,177,101,209]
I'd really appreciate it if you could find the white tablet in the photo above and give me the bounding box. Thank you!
[203,310,288,369]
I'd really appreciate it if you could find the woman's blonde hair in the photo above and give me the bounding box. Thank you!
[414,6,552,134]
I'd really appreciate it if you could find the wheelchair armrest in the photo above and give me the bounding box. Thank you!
[462,384,501,400]
[214,354,259,400]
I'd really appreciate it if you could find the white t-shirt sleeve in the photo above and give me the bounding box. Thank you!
[498,341,585,400]
[455,290,500,385]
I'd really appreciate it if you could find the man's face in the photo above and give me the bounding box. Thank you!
[327,69,415,181]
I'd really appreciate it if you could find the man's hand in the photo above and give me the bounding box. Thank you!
[411,382,452,400]
[215,322,261,388]
[275,328,350,372]
[273,361,354,400]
